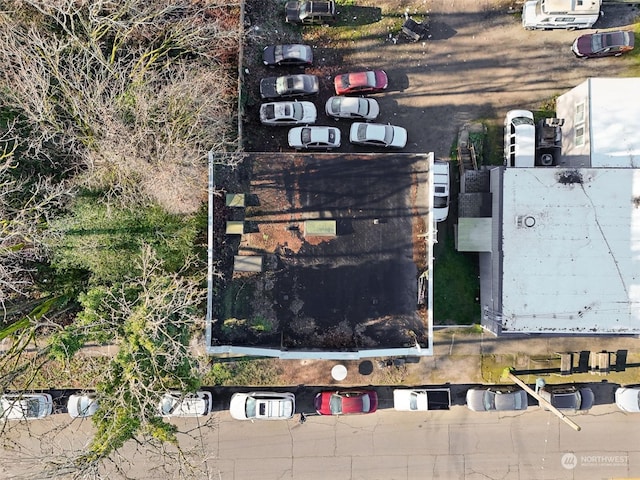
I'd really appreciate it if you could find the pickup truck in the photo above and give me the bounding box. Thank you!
[285,1,336,25]
[393,388,451,411]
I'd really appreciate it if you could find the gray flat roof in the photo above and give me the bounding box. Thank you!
[500,167,640,334]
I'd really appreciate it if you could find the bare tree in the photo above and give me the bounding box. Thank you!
[0,0,242,214]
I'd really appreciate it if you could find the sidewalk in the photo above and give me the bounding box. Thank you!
[269,327,640,388]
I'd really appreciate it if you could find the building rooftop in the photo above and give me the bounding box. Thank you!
[207,152,435,359]
[500,167,640,334]
[589,78,640,168]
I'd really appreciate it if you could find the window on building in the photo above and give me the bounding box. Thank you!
[575,102,585,146]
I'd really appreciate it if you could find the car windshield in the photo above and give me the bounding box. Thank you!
[434,195,448,208]
[73,397,91,415]
[484,391,496,410]
[512,116,534,126]
[329,394,343,414]
[291,103,303,120]
[591,34,604,51]
[383,125,394,145]
[356,98,369,116]
[244,397,257,417]
[409,392,419,410]
[301,127,312,143]
[554,392,578,409]
[20,399,37,417]
[364,71,376,86]
[356,123,368,140]
[330,97,342,112]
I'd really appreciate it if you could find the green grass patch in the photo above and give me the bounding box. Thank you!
[625,23,640,76]
[433,236,480,325]
[9,354,112,390]
[481,354,516,383]
[482,120,503,166]
[48,193,198,282]
[304,5,411,44]
[202,358,281,386]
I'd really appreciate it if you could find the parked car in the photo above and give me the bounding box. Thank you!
[158,391,213,417]
[285,0,336,25]
[259,101,317,126]
[466,388,528,412]
[572,30,634,59]
[432,162,450,223]
[314,390,378,415]
[325,96,379,120]
[288,126,341,149]
[349,122,407,148]
[539,386,594,412]
[260,74,319,100]
[263,44,313,67]
[504,109,535,168]
[334,70,388,95]
[0,393,53,420]
[67,393,99,418]
[393,388,451,411]
[229,392,295,420]
[615,387,640,412]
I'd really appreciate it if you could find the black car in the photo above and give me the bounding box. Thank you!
[263,44,313,67]
[259,74,319,100]
[572,31,634,58]
[539,386,594,412]
[285,1,336,25]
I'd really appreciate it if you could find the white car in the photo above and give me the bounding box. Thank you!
[229,392,295,420]
[67,393,99,418]
[432,162,450,223]
[615,387,640,412]
[393,389,451,411]
[288,126,341,150]
[0,393,53,420]
[259,101,317,126]
[158,391,213,417]
[325,96,379,120]
[349,122,407,148]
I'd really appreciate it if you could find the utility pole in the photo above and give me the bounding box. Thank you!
[502,368,581,432]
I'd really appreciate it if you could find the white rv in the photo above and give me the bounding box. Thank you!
[522,0,601,30]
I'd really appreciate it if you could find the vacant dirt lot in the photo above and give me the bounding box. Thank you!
[243,0,639,158]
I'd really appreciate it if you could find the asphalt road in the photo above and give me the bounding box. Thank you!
[2,404,639,479]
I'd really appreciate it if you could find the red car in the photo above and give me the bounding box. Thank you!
[314,390,378,415]
[333,70,388,95]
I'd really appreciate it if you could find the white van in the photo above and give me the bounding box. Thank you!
[504,110,535,168]
[432,162,450,223]
[522,0,601,30]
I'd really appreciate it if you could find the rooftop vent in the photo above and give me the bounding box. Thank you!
[516,215,536,228]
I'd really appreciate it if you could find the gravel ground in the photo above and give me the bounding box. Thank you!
[243,0,639,158]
